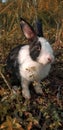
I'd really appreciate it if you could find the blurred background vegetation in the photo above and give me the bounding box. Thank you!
[0,0,63,62]
[0,0,63,130]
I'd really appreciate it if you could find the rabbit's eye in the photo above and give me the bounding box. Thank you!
[37,43,41,51]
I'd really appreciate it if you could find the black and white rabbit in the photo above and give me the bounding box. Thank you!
[6,18,54,99]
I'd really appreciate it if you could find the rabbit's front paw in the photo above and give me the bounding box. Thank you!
[22,89,31,99]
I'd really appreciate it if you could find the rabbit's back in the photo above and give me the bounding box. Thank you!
[6,44,26,85]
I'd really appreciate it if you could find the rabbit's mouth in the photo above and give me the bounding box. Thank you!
[38,60,53,66]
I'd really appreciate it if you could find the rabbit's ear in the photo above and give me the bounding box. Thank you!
[34,19,43,37]
[20,18,36,40]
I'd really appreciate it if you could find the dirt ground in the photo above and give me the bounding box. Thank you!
[0,40,63,130]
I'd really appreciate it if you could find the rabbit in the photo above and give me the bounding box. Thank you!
[6,18,54,99]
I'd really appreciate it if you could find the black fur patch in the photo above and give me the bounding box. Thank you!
[34,19,43,37]
[6,44,26,85]
[29,38,41,61]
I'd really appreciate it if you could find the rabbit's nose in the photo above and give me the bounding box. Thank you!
[48,57,52,62]
[48,56,54,63]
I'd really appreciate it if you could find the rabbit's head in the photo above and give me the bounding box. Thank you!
[20,18,54,65]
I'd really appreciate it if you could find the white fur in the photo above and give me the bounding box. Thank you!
[18,37,54,99]
[37,37,54,65]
